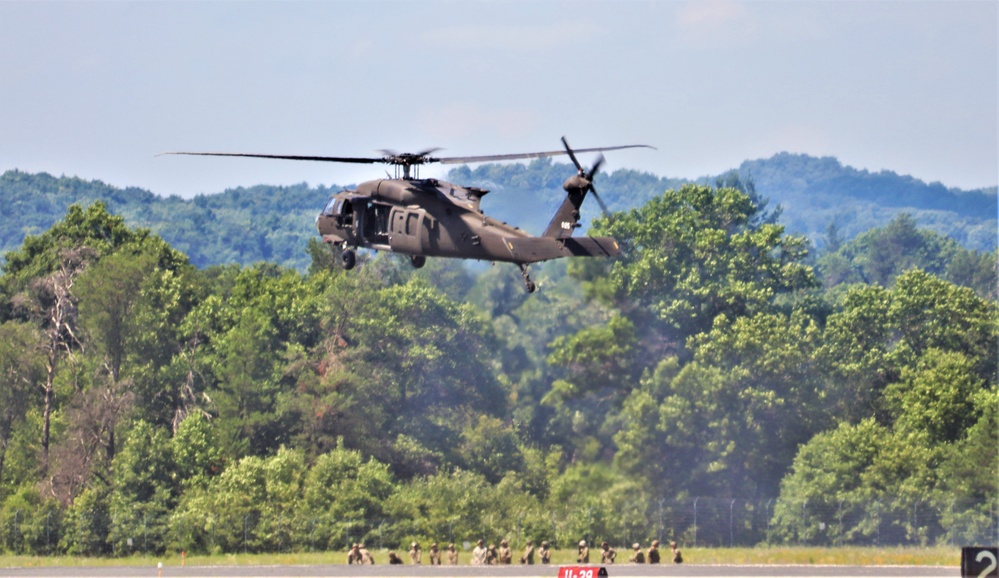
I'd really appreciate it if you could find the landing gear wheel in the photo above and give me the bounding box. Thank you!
[410,255,426,269]
[519,264,537,293]
[341,248,357,270]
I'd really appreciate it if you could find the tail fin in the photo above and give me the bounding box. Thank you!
[542,189,586,238]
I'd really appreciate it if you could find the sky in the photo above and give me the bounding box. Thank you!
[1,1,996,198]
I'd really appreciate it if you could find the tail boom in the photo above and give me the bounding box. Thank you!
[502,236,620,264]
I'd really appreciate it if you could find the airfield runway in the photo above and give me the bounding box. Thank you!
[0,564,956,578]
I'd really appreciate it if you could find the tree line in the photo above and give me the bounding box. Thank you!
[0,181,995,555]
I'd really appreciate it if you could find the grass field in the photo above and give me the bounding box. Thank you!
[0,546,959,568]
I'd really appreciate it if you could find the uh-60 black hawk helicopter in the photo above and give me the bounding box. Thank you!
[164,137,653,292]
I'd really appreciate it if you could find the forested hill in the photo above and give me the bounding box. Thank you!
[0,170,333,272]
[2,153,996,272]
[736,153,997,252]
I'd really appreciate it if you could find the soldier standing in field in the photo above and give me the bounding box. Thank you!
[520,539,535,564]
[600,541,616,564]
[472,539,487,565]
[428,542,441,565]
[539,540,552,564]
[347,543,361,564]
[670,541,683,563]
[647,539,661,564]
[498,539,513,564]
[628,543,645,563]
[359,543,375,564]
[486,543,498,565]
[577,540,589,563]
[409,542,421,564]
[446,543,459,565]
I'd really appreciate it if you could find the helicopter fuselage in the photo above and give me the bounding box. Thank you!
[315,177,620,265]
[163,136,651,292]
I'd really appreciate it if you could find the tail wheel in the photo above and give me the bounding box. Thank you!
[519,264,537,293]
[341,248,357,270]
[410,255,426,269]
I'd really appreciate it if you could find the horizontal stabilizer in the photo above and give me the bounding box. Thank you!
[503,236,620,264]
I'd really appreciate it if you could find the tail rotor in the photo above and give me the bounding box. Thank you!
[561,137,610,218]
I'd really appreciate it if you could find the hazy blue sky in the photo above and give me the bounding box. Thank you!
[2,1,996,197]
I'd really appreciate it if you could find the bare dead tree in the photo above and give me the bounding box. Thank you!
[16,247,96,475]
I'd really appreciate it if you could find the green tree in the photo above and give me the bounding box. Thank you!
[885,349,985,444]
[774,272,997,545]
[771,419,888,544]
[887,270,998,378]
[934,389,999,543]
[180,264,330,458]
[818,213,963,288]
[1,202,137,295]
[0,485,63,554]
[944,248,997,300]
[2,203,185,473]
[210,310,289,458]
[108,420,175,554]
[546,462,653,548]
[8,248,93,474]
[615,310,828,498]
[59,486,111,556]
[555,185,817,467]
[818,283,895,422]
[171,412,224,490]
[329,279,508,477]
[171,447,307,554]
[455,416,523,484]
[74,248,161,469]
[385,467,548,549]
[0,322,43,491]
[298,445,396,550]
[584,184,815,342]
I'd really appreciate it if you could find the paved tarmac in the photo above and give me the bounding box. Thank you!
[0,564,957,578]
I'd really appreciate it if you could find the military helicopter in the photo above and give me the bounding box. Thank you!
[164,137,653,292]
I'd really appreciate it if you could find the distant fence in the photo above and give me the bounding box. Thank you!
[2,498,996,556]
[651,498,998,549]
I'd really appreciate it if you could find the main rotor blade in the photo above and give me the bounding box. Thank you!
[435,143,655,165]
[161,143,655,167]
[158,152,383,164]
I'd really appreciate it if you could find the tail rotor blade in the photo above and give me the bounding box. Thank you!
[591,187,610,217]
[586,153,605,182]
[561,136,584,173]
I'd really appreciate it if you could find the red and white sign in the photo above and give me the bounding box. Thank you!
[557,566,607,578]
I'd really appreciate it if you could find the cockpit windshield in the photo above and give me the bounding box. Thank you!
[323,197,340,216]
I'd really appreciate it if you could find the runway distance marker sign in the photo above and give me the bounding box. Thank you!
[557,566,608,578]
[963,546,999,578]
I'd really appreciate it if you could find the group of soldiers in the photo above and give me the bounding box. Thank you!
[347,541,464,565]
[581,539,683,565]
[470,538,550,565]
[346,538,682,565]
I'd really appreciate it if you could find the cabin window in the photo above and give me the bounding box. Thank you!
[406,212,419,236]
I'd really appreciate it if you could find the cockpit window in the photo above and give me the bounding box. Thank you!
[324,197,339,215]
